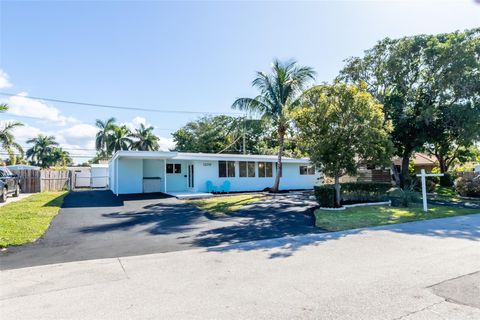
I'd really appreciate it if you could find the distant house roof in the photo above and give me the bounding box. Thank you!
[6,164,40,170]
[393,153,438,166]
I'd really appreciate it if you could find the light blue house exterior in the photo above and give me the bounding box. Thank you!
[109,151,320,196]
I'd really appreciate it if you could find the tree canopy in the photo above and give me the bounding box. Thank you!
[339,27,480,185]
[294,83,392,206]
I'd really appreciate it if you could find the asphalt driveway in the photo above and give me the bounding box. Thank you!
[0,190,318,270]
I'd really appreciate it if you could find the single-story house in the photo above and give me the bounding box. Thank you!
[393,153,438,173]
[108,151,320,197]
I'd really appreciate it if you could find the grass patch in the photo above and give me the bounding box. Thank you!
[0,191,68,247]
[315,204,479,232]
[191,194,265,216]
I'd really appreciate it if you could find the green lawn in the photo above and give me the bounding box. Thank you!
[191,194,265,216]
[315,204,479,232]
[0,191,68,247]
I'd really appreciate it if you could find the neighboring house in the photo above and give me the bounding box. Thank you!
[108,151,320,196]
[393,153,438,173]
[475,164,480,173]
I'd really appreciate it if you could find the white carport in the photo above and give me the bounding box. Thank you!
[109,151,178,196]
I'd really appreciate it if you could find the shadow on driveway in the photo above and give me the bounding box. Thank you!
[0,190,319,269]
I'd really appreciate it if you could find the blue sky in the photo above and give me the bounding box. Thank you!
[0,0,479,162]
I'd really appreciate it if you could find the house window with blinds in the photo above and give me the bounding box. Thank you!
[239,161,256,177]
[218,161,236,177]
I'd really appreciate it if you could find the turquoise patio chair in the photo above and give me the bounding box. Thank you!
[220,180,231,193]
[206,180,217,193]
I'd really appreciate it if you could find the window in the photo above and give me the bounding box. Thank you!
[300,165,315,175]
[166,163,182,174]
[219,161,235,177]
[239,161,256,177]
[258,162,273,178]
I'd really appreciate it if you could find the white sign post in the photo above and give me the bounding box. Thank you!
[416,169,444,212]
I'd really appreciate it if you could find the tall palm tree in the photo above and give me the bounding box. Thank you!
[0,103,24,164]
[108,125,133,153]
[131,123,160,151]
[26,134,58,168]
[95,117,116,156]
[232,59,315,192]
[0,121,24,163]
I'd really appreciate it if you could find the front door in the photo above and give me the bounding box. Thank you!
[187,164,194,189]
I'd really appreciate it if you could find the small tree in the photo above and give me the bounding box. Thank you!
[294,83,392,207]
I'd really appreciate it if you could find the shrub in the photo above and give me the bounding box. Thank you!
[455,177,480,197]
[411,176,437,193]
[439,173,454,187]
[341,182,391,203]
[314,185,336,208]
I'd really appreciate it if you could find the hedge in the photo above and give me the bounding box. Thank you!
[314,185,336,208]
[314,182,391,208]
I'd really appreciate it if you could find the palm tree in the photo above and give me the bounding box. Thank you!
[95,117,116,156]
[0,121,24,164]
[108,125,133,153]
[0,103,24,164]
[131,123,160,151]
[26,135,59,168]
[50,147,72,167]
[232,59,315,192]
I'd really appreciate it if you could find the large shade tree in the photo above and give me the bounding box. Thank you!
[294,83,392,207]
[232,59,315,192]
[339,28,480,185]
[172,115,269,154]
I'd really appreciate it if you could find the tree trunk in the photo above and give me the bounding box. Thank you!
[334,175,341,207]
[399,149,413,189]
[437,156,447,173]
[391,162,401,187]
[271,125,285,193]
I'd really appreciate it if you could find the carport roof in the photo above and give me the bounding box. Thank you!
[110,151,311,164]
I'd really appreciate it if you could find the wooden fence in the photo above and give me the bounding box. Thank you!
[11,169,72,193]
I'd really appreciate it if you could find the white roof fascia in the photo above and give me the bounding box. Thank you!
[109,151,178,162]
[174,152,311,164]
[109,151,311,164]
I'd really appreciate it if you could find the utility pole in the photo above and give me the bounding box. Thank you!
[243,117,246,155]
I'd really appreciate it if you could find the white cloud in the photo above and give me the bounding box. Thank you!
[158,136,175,151]
[0,70,12,89]
[9,121,43,143]
[58,124,98,140]
[132,116,147,126]
[4,92,78,125]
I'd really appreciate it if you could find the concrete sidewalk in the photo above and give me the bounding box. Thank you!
[1,214,479,319]
[0,193,33,207]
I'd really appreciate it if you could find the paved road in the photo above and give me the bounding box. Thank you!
[0,190,318,270]
[1,214,479,319]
